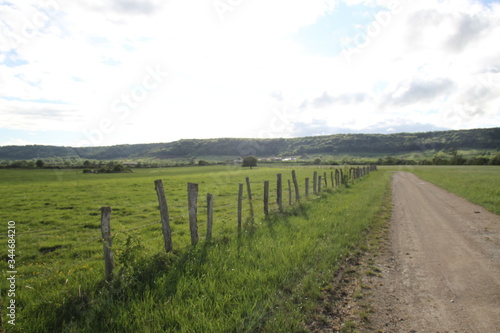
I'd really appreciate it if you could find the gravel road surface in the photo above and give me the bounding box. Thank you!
[365,172,500,332]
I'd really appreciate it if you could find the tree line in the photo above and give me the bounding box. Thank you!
[376,152,500,166]
[1,128,499,161]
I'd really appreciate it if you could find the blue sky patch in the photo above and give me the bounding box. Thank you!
[293,2,387,57]
[1,50,29,67]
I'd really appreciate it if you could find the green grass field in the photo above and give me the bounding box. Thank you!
[2,165,499,332]
[1,165,389,332]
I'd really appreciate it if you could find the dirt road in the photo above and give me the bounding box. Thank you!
[364,172,500,332]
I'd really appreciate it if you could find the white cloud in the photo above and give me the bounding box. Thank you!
[0,0,499,146]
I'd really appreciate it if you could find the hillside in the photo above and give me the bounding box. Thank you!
[0,127,499,161]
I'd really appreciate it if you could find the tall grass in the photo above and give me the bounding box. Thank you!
[1,167,390,332]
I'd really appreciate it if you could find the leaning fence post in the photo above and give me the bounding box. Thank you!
[246,177,254,223]
[238,183,243,233]
[288,179,292,205]
[277,174,283,213]
[155,179,173,253]
[264,181,270,219]
[100,206,114,281]
[187,183,199,246]
[292,170,300,203]
[206,193,214,241]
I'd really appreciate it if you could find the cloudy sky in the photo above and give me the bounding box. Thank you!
[1,0,499,147]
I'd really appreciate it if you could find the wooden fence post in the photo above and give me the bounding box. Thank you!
[206,193,214,241]
[288,179,292,205]
[238,183,243,233]
[305,178,309,198]
[277,174,283,213]
[318,175,322,193]
[313,171,318,194]
[324,172,328,188]
[246,177,254,223]
[100,206,114,281]
[331,171,334,188]
[187,183,199,246]
[264,181,270,219]
[154,179,173,253]
[292,170,300,203]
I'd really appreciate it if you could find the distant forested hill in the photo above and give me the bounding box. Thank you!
[0,127,499,160]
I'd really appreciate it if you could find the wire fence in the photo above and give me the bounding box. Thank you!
[97,166,377,279]
[2,166,377,283]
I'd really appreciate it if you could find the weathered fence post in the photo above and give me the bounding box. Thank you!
[100,206,114,281]
[292,170,300,203]
[187,183,199,246]
[206,193,214,241]
[331,171,334,188]
[305,177,309,198]
[318,175,322,193]
[324,172,328,188]
[238,183,243,233]
[245,177,254,223]
[277,174,283,213]
[264,181,270,219]
[313,171,318,194]
[288,179,292,205]
[154,179,173,253]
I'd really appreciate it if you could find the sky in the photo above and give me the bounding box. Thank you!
[0,0,499,147]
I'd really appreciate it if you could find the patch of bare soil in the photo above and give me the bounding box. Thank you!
[310,172,500,332]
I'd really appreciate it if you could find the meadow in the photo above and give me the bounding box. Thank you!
[0,165,389,332]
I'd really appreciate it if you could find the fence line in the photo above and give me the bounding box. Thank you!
[95,166,377,280]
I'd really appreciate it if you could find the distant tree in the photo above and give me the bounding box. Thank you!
[36,159,45,168]
[490,153,500,165]
[475,157,490,165]
[113,164,125,172]
[313,158,322,165]
[83,160,92,168]
[198,160,210,166]
[242,156,257,169]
